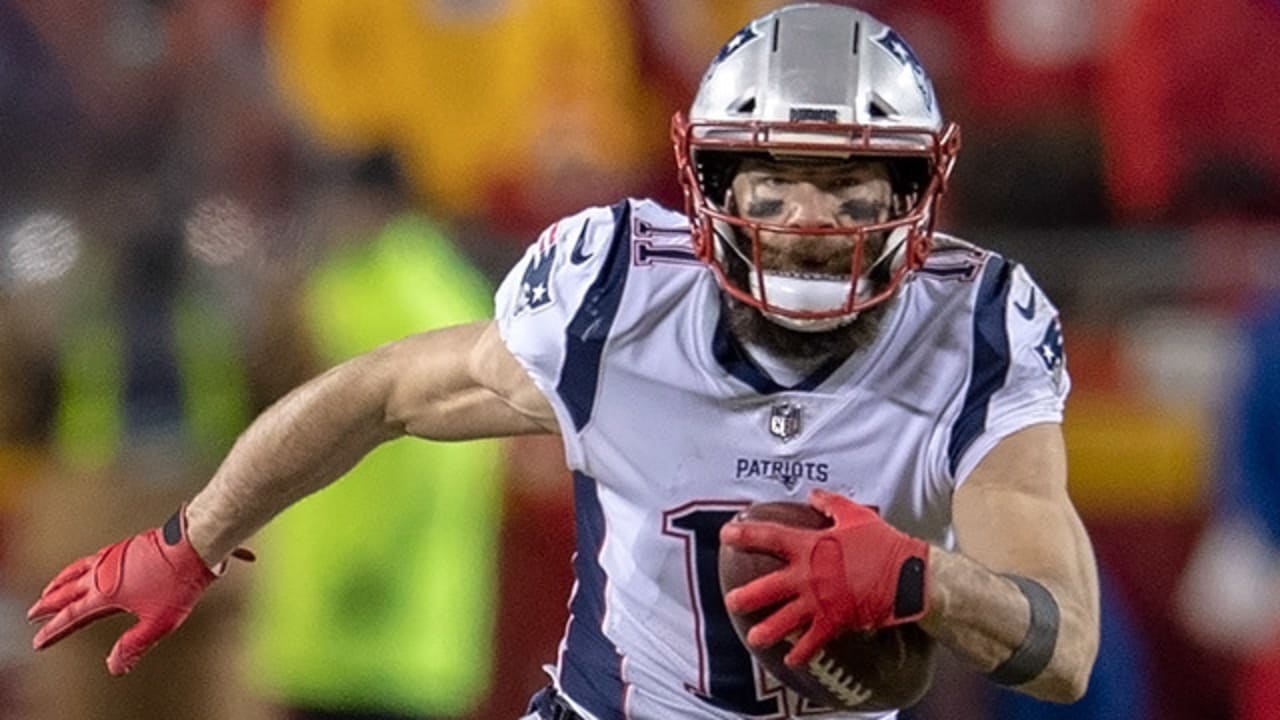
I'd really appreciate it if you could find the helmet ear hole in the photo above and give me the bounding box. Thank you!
[694,150,745,207]
[889,158,929,192]
[887,157,931,207]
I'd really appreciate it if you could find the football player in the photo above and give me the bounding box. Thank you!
[28,4,1099,718]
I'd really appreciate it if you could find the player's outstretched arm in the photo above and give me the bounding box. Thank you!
[921,422,1100,703]
[186,318,555,564]
[29,319,555,673]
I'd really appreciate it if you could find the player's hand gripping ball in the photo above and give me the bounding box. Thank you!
[718,491,936,711]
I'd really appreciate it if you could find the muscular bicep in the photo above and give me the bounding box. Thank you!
[383,320,558,440]
[954,424,1095,592]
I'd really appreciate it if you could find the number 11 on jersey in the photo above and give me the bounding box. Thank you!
[663,503,829,718]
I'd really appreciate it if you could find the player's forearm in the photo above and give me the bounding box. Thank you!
[919,547,1097,703]
[185,349,403,565]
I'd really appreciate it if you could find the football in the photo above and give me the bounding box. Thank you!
[718,501,937,712]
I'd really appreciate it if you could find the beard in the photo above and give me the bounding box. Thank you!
[722,291,892,363]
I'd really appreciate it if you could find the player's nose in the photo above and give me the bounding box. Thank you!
[783,184,841,228]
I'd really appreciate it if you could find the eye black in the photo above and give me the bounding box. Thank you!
[746,199,785,217]
[838,199,882,220]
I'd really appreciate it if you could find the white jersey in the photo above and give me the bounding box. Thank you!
[495,199,1069,720]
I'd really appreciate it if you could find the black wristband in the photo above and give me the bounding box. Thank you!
[987,574,1059,686]
[162,507,185,546]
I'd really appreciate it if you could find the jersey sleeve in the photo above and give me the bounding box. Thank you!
[951,260,1071,484]
[494,200,631,463]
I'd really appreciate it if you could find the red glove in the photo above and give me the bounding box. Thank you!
[27,506,253,675]
[720,489,930,667]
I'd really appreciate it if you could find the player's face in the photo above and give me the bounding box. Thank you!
[727,157,894,275]
[718,157,897,361]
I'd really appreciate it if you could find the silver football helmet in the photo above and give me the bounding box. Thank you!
[671,3,960,331]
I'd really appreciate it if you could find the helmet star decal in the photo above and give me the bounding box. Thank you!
[711,25,758,67]
[873,28,934,111]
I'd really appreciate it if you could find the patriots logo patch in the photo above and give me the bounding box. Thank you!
[873,28,933,111]
[1036,317,1067,389]
[515,243,556,315]
[1036,317,1064,371]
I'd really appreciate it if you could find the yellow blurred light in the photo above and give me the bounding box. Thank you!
[1064,394,1210,519]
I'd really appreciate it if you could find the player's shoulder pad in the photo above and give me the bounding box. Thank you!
[945,250,1070,480]
[495,200,633,322]
[495,198,695,322]
[929,232,983,256]
[1003,260,1067,393]
[914,233,992,284]
[923,233,1067,397]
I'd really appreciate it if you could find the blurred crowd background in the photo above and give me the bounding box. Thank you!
[1,1,1279,719]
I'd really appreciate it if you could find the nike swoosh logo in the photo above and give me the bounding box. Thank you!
[1014,287,1036,320]
[570,221,593,264]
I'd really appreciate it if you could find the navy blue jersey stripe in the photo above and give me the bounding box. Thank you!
[712,311,781,394]
[557,201,632,430]
[711,311,845,394]
[948,255,1013,476]
[560,471,626,716]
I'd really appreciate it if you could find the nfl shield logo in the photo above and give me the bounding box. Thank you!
[769,403,802,441]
